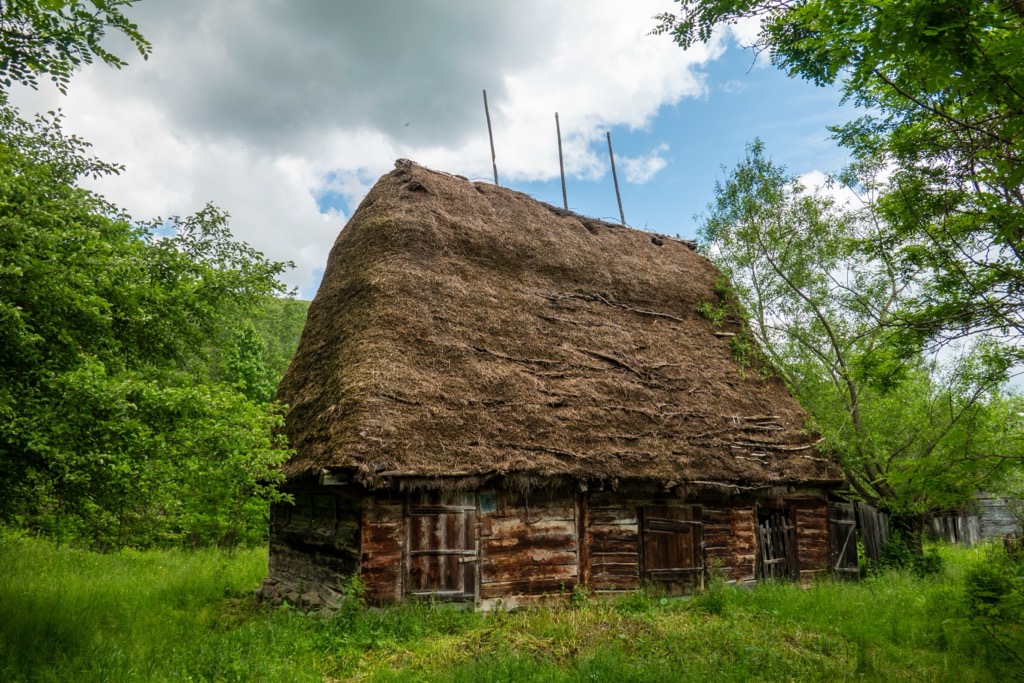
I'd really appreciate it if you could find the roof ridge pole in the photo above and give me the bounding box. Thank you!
[556,112,568,210]
[606,130,625,225]
[483,89,499,186]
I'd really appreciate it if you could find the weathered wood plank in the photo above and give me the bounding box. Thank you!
[364,523,402,543]
[477,495,579,597]
[702,504,756,582]
[589,493,659,507]
[498,496,576,520]
[590,552,639,565]
[363,500,403,524]
[489,517,577,536]
[480,577,577,598]
[485,550,578,571]
[359,496,405,603]
[361,551,402,568]
[591,572,640,589]
[588,524,639,544]
[587,536,638,555]
[589,509,639,526]
[483,534,578,554]
[794,501,831,575]
[591,563,640,578]
[483,562,578,583]
[577,494,590,587]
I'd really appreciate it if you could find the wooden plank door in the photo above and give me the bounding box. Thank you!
[642,505,704,592]
[406,491,478,601]
[828,501,859,580]
[855,502,890,564]
[757,508,797,580]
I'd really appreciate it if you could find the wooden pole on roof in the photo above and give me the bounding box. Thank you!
[555,113,568,210]
[483,89,499,185]
[606,131,625,225]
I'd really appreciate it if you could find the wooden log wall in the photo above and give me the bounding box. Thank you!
[587,493,730,592]
[479,491,579,600]
[263,483,840,609]
[262,482,360,608]
[703,504,757,584]
[790,499,831,581]
[586,492,641,590]
[359,494,405,604]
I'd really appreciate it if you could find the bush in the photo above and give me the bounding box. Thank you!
[878,531,944,577]
[960,544,1024,670]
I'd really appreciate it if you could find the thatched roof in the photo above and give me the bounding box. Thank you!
[278,160,843,490]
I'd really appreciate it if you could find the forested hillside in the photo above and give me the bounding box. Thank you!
[0,7,312,548]
[0,108,311,547]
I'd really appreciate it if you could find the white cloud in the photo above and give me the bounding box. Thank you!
[621,143,670,184]
[721,79,749,94]
[8,0,728,297]
[725,16,771,67]
[796,170,860,210]
[727,15,764,50]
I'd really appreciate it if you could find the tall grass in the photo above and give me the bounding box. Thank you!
[1,534,1019,682]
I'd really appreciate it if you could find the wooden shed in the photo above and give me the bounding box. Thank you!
[260,160,849,609]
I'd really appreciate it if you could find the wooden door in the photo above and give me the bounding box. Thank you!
[642,505,704,592]
[406,492,478,601]
[828,501,860,580]
[757,508,797,580]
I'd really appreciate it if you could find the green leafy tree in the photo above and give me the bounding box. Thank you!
[0,0,150,92]
[0,101,293,548]
[701,141,1019,537]
[250,296,309,382]
[226,322,276,404]
[0,0,301,549]
[655,0,1024,349]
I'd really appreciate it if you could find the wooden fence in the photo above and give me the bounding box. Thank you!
[925,494,1021,546]
[825,494,1021,578]
[855,502,890,564]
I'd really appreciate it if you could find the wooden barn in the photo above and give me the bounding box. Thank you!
[260,160,850,609]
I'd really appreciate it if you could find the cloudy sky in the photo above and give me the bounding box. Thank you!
[11,0,852,298]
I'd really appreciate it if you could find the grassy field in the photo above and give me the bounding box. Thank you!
[1,534,1021,682]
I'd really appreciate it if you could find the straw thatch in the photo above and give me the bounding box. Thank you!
[278,160,843,490]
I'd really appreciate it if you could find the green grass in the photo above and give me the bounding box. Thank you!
[1,535,1020,682]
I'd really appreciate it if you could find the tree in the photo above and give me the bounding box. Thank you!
[0,102,293,548]
[700,141,1019,535]
[226,322,276,404]
[655,0,1024,350]
[249,296,309,382]
[0,0,150,92]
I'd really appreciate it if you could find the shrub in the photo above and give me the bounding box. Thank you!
[878,531,944,577]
